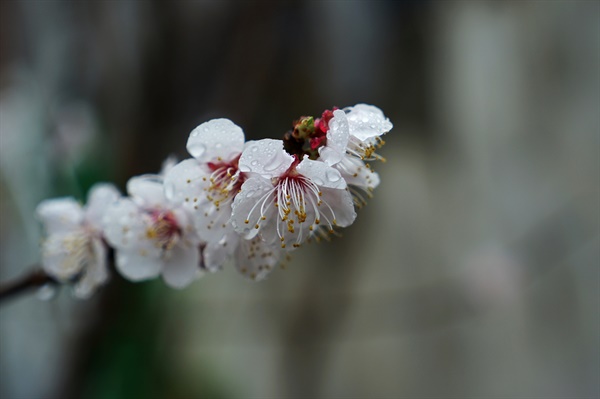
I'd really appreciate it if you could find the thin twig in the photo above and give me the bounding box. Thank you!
[0,268,57,304]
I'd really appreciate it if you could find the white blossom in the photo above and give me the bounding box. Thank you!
[161,119,254,274]
[103,175,203,288]
[318,104,392,205]
[232,139,356,249]
[164,119,246,244]
[36,183,119,298]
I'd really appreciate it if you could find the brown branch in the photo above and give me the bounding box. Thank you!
[0,268,57,304]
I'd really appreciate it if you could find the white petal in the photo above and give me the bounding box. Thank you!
[230,177,275,238]
[235,236,282,281]
[296,157,347,189]
[115,249,162,282]
[40,232,88,280]
[204,231,238,271]
[85,183,121,228]
[334,156,380,191]
[36,198,84,235]
[127,175,167,208]
[163,159,209,206]
[187,118,245,162]
[238,139,294,179]
[345,103,393,141]
[160,155,179,176]
[319,187,356,228]
[73,237,109,299]
[102,199,161,256]
[193,202,234,243]
[162,244,202,289]
[171,208,200,244]
[319,109,349,166]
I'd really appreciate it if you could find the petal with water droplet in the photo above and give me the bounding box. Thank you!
[296,158,346,189]
[239,139,294,178]
[344,104,393,141]
[186,118,245,162]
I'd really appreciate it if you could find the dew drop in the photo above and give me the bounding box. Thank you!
[251,160,258,166]
[312,177,325,186]
[188,142,206,159]
[264,154,281,172]
[326,170,341,182]
[190,130,199,137]
[164,181,175,200]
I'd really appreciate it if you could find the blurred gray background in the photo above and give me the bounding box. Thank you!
[0,1,598,398]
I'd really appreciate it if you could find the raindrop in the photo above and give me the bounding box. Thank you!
[326,170,341,182]
[251,160,259,166]
[264,154,281,172]
[164,181,175,200]
[312,177,325,186]
[188,142,206,159]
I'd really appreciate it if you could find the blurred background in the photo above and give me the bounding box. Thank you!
[0,1,598,398]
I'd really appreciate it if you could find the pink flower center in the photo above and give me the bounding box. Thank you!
[146,209,181,250]
[204,155,245,208]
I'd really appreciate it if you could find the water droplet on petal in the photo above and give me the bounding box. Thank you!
[251,160,258,166]
[164,181,175,200]
[326,170,341,182]
[188,142,206,159]
[264,158,279,172]
[312,177,325,186]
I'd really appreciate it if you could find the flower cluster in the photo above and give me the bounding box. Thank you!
[36,104,392,298]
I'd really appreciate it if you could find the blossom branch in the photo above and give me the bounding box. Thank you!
[0,268,57,303]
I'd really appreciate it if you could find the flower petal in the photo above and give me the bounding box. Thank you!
[73,237,109,299]
[36,198,84,235]
[231,176,275,239]
[319,109,349,166]
[102,198,161,256]
[238,139,294,179]
[319,186,356,228]
[85,183,121,228]
[235,236,282,281]
[127,175,167,208]
[163,159,208,207]
[187,118,245,162]
[40,232,88,280]
[160,155,179,176]
[345,103,393,141]
[115,249,162,282]
[334,156,380,191]
[162,244,202,288]
[296,157,347,189]
[204,231,238,271]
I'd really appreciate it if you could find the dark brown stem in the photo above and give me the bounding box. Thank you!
[0,268,57,303]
